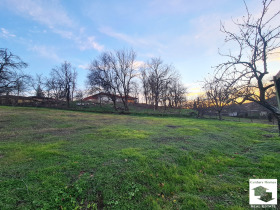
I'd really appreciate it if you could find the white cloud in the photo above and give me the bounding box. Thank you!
[1,28,16,38]
[99,26,164,50]
[53,29,104,52]
[133,60,145,69]
[29,45,61,62]
[2,0,104,52]
[3,0,73,28]
[53,29,74,40]
[78,36,104,52]
[100,27,142,46]
[78,64,89,70]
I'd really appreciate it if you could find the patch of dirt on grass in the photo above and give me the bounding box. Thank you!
[78,170,85,179]
[166,125,182,129]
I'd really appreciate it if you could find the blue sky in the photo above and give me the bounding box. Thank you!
[0,0,279,97]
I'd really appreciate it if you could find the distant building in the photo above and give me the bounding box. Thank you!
[228,111,238,117]
[224,96,277,118]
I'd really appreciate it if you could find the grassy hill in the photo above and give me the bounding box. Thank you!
[0,106,279,209]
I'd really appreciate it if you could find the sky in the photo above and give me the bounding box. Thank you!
[0,0,279,98]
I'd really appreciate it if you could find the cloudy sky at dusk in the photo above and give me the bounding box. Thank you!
[1,0,279,97]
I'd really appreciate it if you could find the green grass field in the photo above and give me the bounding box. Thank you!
[0,106,279,209]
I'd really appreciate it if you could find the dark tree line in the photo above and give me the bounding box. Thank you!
[0,49,77,108]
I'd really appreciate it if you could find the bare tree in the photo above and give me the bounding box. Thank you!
[168,77,187,108]
[140,67,151,104]
[217,0,280,131]
[51,61,77,107]
[87,52,119,110]
[193,95,210,118]
[110,49,137,111]
[161,79,171,109]
[130,81,139,99]
[0,48,28,95]
[203,74,238,120]
[45,76,63,99]
[139,59,185,109]
[32,74,45,97]
[88,49,138,111]
[75,89,84,102]
[11,75,31,96]
[71,69,77,101]
[146,57,173,110]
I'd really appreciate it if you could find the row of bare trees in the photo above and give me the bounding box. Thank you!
[1,47,186,111]
[30,62,78,107]
[0,51,77,108]
[87,49,187,111]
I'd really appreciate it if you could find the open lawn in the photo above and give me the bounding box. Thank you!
[0,106,279,209]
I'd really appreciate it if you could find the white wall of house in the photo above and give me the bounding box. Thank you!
[229,112,238,117]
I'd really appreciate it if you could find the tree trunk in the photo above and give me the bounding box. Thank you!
[277,118,280,136]
[124,99,129,111]
[274,114,280,136]
[218,111,222,120]
[121,96,129,111]
[66,90,70,108]
[112,99,117,111]
[154,98,159,110]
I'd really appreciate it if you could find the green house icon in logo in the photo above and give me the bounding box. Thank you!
[252,186,274,202]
